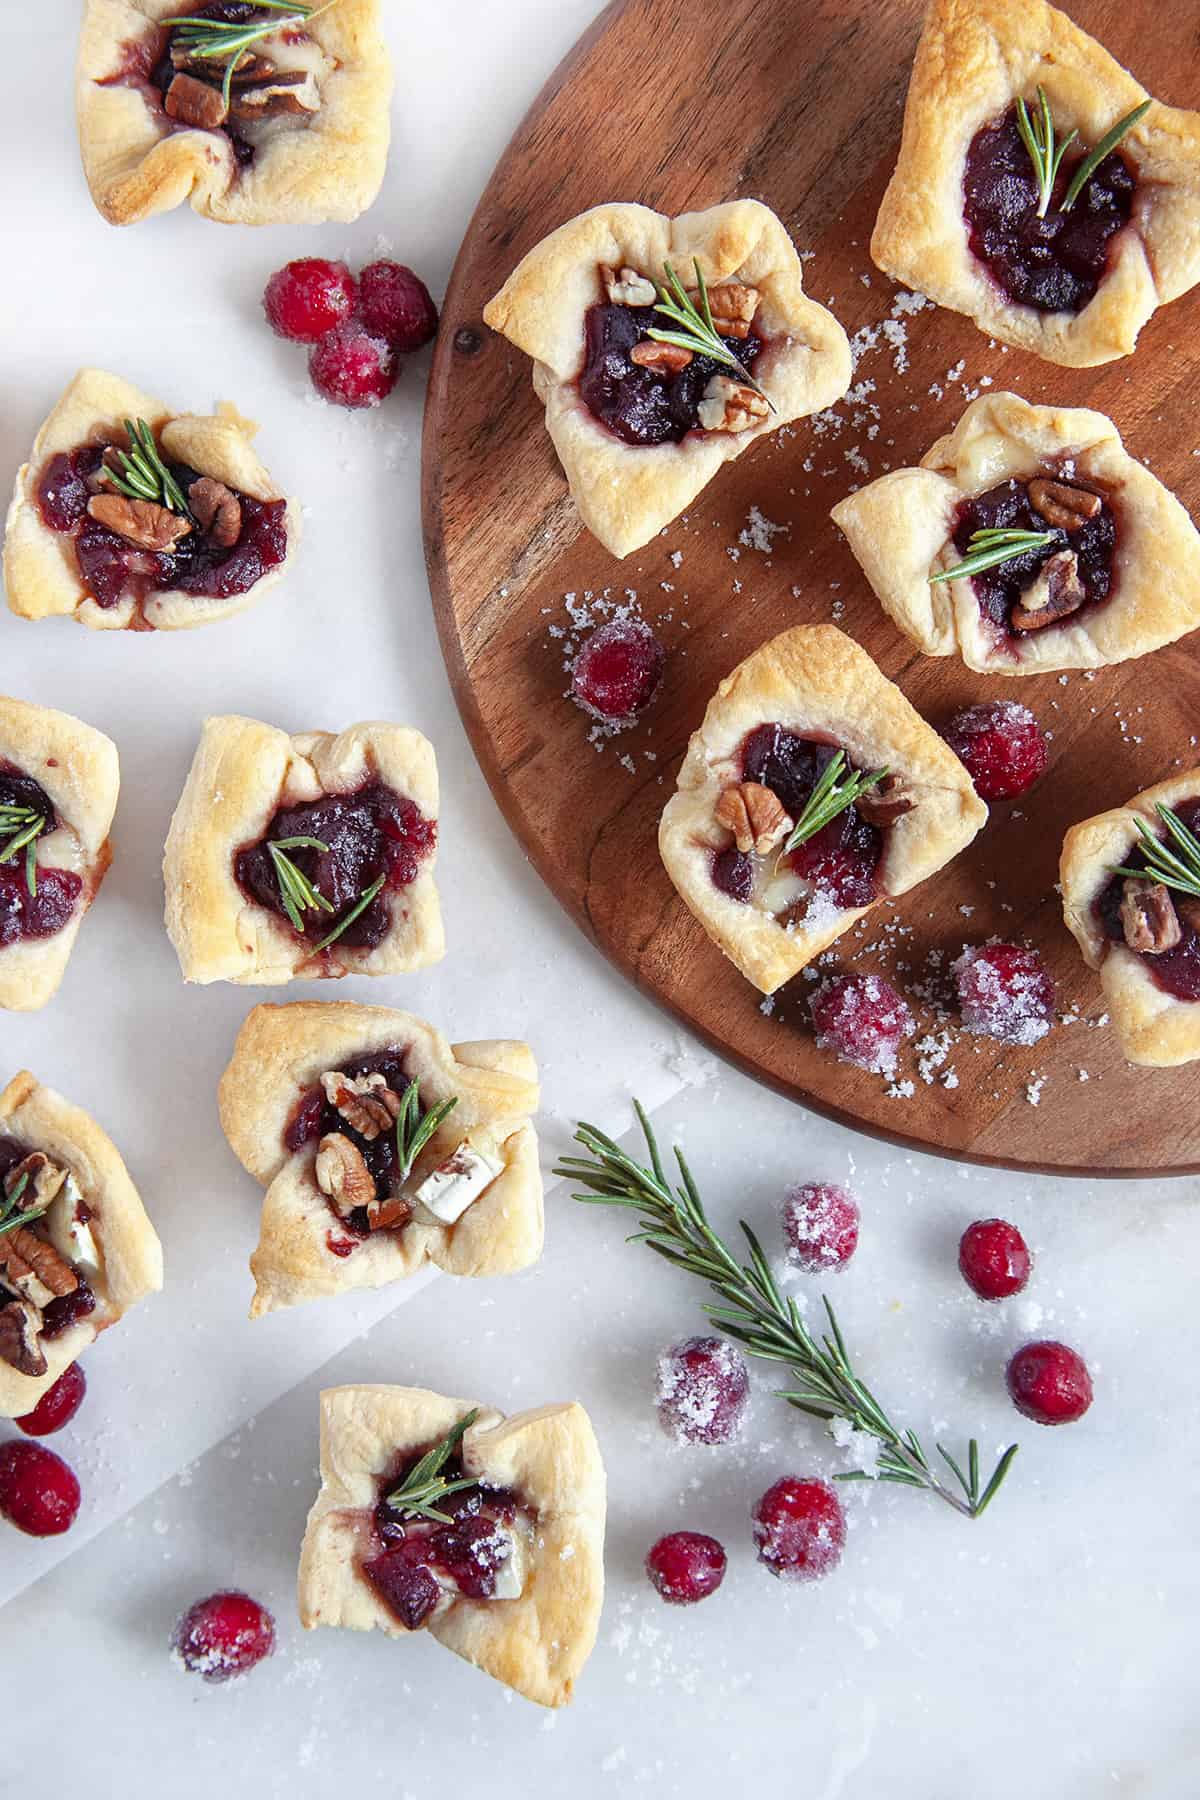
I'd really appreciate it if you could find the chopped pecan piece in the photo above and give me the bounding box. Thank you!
[1027,478,1103,531]
[856,773,916,827]
[314,1133,376,1216]
[0,1226,78,1309]
[4,1151,67,1211]
[715,781,792,856]
[366,1194,412,1232]
[702,281,760,338]
[600,265,657,307]
[188,477,242,549]
[629,340,693,373]
[164,71,230,129]
[230,70,320,121]
[697,375,769,434]
[1010,550,1086,632]
[0,1299,46,1378]
[319,1072,398,1141]
[1120,878,1182,954]
[87,495,192,553]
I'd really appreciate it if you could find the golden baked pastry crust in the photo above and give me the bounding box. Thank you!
[483,200,852,558]
[0,1071,163,1417]
[831,392,1200,675]
[0,697,119,1013]
[298,1385,606,1708]
[3,368,300,631]
[77,0,391,226]
[872,0,1200,366]
[163,717,444,986]
[218,1002,542,1315]
[1061,767,1200,1066]
[658,624,987,994]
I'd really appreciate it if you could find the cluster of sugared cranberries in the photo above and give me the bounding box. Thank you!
[810,972,914,1075]
[953,941,1055,1044]
[782,1181,860,1272]
[570,616,666,726]
[172,1591,277,1683]
[656,1335,749,1445]
[956,1220,1092,1425]
[263,256,438,409]
[943,700,1049,801]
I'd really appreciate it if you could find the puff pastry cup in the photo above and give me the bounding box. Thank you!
[299,1385,606,1708]
[4,369,300,632]
[482,200,852,558]
[219,1002,542,1317]
[0,698,119,1012]
[1061,768,1200,1066]
[659,625,987,995]
[164,716,444,986]
[0,1071,163,1417]
[77,0,391,227]
[831,392,1200,676]
[872,0,1200,367]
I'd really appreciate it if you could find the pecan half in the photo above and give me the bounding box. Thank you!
[1027,478,1103,532]
[697,375,769,434]
[0,1299,46,1378]
[1011,550,1086,632]
[188,477,242,549]
[703,281,760,339]
[164,71,229,129]
[319,1072,399,1141]
[230,70,320,121]
[856,773,916,827]
[715,781,792,856]
[4,1152,67,1212]
[366,1194,413,1232]
[629,340,692,373]
[600,265,657,307]
[314,1133,376,1216]
[0,1227,78,1309]
[87,495,192,553]
[1120,878,1182,954]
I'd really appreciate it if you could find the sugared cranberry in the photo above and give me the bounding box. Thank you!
[0,1440,81,1536]
[953,942,1054,1045]
[942,701,1049,801]
[570,617,665,725]
[172,1591,276,1682]
[958,1218,1032,1301]
[810,973,914,1076]
[782,1182,860,1272]
[309,320,397,409]
[645,1530,727,1605]
[752,1477,845,1582]
[1006,1340,1093,1425]
[358,260,439,353]
[263,258,357,343]
[656,1335,749,1445]
[16,1364,87,1436]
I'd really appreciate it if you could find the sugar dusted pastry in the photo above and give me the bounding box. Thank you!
[658,625,986,995]
[872,0,1200,367]
[4,369,298,632]
[483,200,851,558]
[831,392,1200,676]
[77,0,391,227]
[0,698,119,1012]
[1061,769,1200,1066]
[298,1385,605,1707]
[164,717,443,986]
[219,1003,542,1316]
[0,1072,163,1417]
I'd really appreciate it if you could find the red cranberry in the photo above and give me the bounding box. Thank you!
[782,1182,860,1272]
[570,617,665,724]
[958,1218,1031,1300]
[309,321,397,409]
[953,942,1055,1045]
[943,700,1048,801]
[645,1531,727,1605]
[752,1477,845,1582]
[711,845,753,902]
[263,257,356,343]
[810,973,914,1075]
[1006,1340,1092,1425]
[172,1592,276,1682]
[16,1364,86,1436]
[358,260,439,353]
[0,1440,81,1536]
[656,1335,749,1445]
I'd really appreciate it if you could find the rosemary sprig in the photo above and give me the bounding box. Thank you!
[167,2,332,108]
[1110,803,1200,899]
[1061,100,1151,211]
[395,1082,459,1183]
[648,261,774,409]
[384,1409,480,1524]
[929,526,1057,585]
[781,753,885,857]
[556,1105,1018,1520]
[314,873,386,952]
[105,418,190,516]
[0,1170,49,1240]
[268,837,334,933]
[0,807,46,897]
[1016,86,1150,218]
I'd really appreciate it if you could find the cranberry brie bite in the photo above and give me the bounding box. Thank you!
[482,200,851,558]
[872,0,1200,366]
[299,1385,605,1707]
[164,717,443,985]
[4,370,298,631]
[1061,770,1200,1065]
[659,625,986,994]
[832,393,1200,676]
[219,1003,542,1316]
[77,1,390,227]
[0,1072,163,1416]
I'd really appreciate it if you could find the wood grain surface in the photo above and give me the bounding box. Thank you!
[422,0,1200,1174]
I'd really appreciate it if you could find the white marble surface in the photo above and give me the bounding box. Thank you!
[2,4,1198,1794]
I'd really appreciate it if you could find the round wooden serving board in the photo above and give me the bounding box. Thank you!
[423,0,1200,1175]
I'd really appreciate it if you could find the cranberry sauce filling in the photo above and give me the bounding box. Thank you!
[953,477,1115,639]
[578,301,763,446]
[35,444,287,614]
[362,1448,523,1631]
[1095,798,1200,1002]
[285,1048,415,1236]
[0,764,81,946]
[235,782,434,953]
[964,104,1136,313]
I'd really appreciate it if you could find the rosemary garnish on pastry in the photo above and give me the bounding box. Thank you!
[557,1105,1019,1520]
[395,1083,459,1181]
[167,2,334,108]
[781,752,885,856]
[930,526,1057,585]
[0,805,46,897]
[384,1408,480,1523]
[0,1170,49,1240]
[1110,803,1200,899]
[1016,86,1151,218]
[105,418,190,516]
[648,262,772,406]
[267,836,334,932]
[314,873,386,951]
